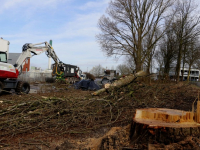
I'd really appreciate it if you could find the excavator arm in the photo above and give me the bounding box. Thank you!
[14,41,61,73]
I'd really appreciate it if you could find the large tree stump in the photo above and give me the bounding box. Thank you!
[130,105,200,148]
[134,108,198,128]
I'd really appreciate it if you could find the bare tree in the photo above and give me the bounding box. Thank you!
[185,39,200,81]
[89,65,105,77]
[143,29,158,74]
[173,0,200,82]
[116,64,132,75]
[154,50,163,71]
[193,60,200,70]
[124,55,135,71]
[156,20,177,78]
[97,0,173,72]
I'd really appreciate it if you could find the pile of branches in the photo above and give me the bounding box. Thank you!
[0,92,135,138]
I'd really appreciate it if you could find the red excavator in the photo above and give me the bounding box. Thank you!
[0,38,65,94]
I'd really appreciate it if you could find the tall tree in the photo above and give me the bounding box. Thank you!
[97,0,173,72]
[154,20,177,77]
[173,0,200,82]
[143,29,158,74]
[185,39,200,81]
[159,20,177,77]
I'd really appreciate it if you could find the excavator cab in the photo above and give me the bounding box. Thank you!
[51,63,81,83]
[0,38,9,63]
[0,39,30,94]
[59,66,64,72]
[0,52,7,63]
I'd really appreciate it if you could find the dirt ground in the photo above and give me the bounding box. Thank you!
[1,80,200,149]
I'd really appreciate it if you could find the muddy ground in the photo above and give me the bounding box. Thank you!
[1,80,200,149]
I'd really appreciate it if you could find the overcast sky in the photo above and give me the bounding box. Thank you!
[1,0,200,72]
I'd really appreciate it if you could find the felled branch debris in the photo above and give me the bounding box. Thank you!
[0,95,131,140]
[0,76,199,149]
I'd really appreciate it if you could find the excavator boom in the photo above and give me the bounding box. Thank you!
[14,41,61,73]
[0,39,82,94]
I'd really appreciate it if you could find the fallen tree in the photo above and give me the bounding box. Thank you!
[92,71,146,96]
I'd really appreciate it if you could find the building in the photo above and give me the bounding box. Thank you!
[7,53,30,72]
[167,68,200,81]
[179,68,199,81]
[104,70,117,77]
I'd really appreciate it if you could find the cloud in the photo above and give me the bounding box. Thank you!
[1,0,108,41]
[2,0,25,9]
[1,0,64,9]
[2,11,102,42]
[79,0,110,10]
[54,13,102,40]
[0,0,70,15]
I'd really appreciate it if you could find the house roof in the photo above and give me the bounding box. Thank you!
[7,53,21,65]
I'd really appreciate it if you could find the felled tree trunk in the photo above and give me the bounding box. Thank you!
[92,71,146,96]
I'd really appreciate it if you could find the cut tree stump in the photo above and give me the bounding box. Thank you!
[134,108,198,128]
[130,101,200,148]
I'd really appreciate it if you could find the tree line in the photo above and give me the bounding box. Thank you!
[89,64,132,77]
[96,0,200,82]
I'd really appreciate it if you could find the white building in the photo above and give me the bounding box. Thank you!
[169,68,200,81]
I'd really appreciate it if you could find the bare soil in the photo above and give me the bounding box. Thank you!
[1,80,200,149]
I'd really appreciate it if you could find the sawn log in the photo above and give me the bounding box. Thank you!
[92,71,146,96]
